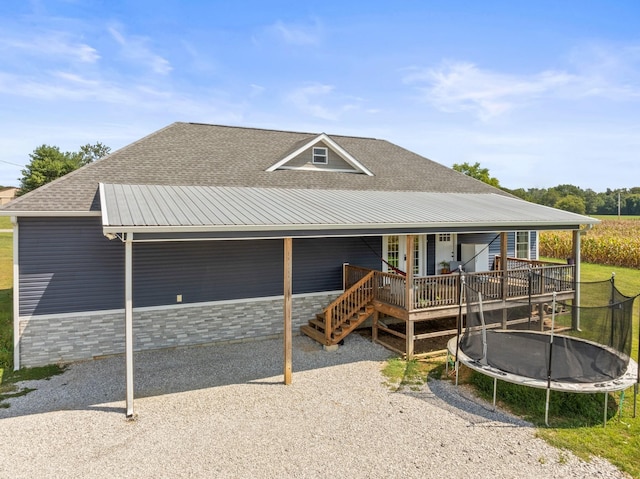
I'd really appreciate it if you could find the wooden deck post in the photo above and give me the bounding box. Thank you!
[372,310,379,342]
[405,235,415,359]
[500,232,508,328]
[283,237,292,385]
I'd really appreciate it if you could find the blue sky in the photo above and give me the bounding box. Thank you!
[1,1,639,191]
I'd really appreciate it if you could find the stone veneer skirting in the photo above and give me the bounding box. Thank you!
[18,291,340,367]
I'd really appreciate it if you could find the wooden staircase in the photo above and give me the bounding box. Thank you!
[301,271,375,346]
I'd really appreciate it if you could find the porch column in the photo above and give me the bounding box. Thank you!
[283,237,292,385]
[405,235,415,359]
[500,232,508,328]
[572,230,582,330]
[125,233,134,418]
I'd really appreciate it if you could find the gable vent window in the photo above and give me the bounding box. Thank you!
[312,147,328,164]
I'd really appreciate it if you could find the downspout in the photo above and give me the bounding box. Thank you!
[12,217,19,371]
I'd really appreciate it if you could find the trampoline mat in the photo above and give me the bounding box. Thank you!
[460,330,628,383]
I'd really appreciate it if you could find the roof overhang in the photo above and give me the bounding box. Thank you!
[99,183,599,242]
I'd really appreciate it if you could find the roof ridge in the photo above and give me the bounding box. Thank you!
[183,121,380,141]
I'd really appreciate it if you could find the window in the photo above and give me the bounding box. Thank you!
[516,231,530,259]
[312,147,328,164]
[438,233,451,242]
[386,235,399,271]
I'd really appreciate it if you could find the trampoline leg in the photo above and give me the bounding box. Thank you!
[544,388,550,427]
[634,384,638,418]
[455,361,459,387]
[492,377,497,410]
[445,352,449,376]
[603,393,608,428]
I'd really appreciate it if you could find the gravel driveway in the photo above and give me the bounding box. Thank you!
[0,334,626,478]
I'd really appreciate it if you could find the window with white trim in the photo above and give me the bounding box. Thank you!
[516,231,530,259]
[312,147,328,164]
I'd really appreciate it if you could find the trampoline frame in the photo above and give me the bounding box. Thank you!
[447,334,638,426]
[450,279,639,427]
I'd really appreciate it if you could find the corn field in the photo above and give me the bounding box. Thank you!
[539,219,640,268]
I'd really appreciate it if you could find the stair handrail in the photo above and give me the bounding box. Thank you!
[323,270,375,342]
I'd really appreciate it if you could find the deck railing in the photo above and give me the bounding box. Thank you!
[344,263,575,312]
[323,271,375,343]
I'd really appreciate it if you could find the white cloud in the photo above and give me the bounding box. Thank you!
[287,84,353,121]
[1,31,99,63]
[268,19,322,46]
[108,24,172,75]
[404,61,574,121]
[287,84,337,120]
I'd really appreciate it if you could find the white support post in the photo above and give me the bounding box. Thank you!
[125,233,135,418]
[283,238,292,385]
[12,217,20,371]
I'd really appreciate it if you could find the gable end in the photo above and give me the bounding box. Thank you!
[266,133,374,176]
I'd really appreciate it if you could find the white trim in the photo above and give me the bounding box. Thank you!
[265,133,374,176]
[98,183,109,227]
[515,231,531,259]
[0,211,100,217]
[17,290,344,322]
[12,217,19,371]
[103,221,587,237]
[312,146,328,164]
[276,166,365,174]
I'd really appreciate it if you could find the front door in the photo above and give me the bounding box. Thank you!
[383,235,424,275]
[435,233,456,273]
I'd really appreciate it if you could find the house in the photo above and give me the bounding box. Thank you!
[0,187,17,205]
[0,122,597,416]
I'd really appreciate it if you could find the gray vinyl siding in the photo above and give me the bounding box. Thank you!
[530,231,538,259]
[133,236,380,307]
[426,235,436,275]
[457,232,537,269]
[19,217,381,316]
[292,237,381,292]
[19,217,124,317]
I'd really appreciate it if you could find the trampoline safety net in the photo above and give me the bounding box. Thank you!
[459,275,635,384]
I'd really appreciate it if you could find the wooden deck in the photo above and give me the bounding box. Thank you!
[302,259,576,358]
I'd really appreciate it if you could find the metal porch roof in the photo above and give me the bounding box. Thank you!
[99,183,598,239]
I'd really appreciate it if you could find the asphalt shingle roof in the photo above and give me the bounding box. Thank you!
[2,122,507,213]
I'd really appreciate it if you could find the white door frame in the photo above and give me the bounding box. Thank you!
[383,235,426,276]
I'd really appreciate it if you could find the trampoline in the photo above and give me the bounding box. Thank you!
[448,274,639,426]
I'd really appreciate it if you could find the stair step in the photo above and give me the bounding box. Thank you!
[300,325,330,345]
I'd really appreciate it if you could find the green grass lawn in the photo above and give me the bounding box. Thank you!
[0,217,12,229]
[0,233,12,370]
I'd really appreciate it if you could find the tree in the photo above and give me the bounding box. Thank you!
[75,142,111,166]
[18,142,110,195]
[554,194,586,214]
[452,162,500,188]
